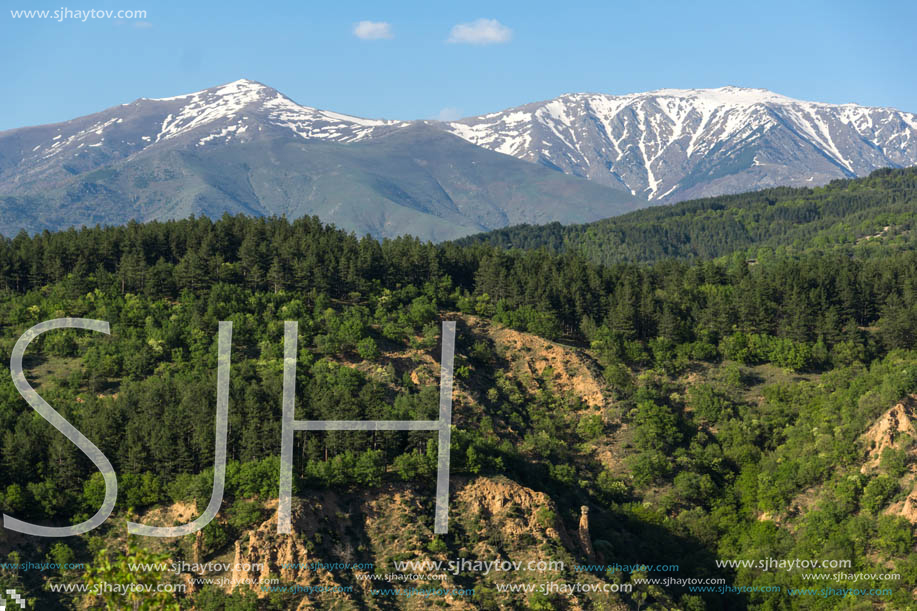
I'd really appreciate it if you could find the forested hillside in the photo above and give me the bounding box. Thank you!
[0,214,916,609]
[456,167,917,265]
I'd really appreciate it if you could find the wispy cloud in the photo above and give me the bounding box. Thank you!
[447,18,512,45]
[353,20,393,40]
[435,107,463,121]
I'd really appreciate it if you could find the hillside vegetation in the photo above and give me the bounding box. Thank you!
[456,167,917,265]
[0,214,916,609]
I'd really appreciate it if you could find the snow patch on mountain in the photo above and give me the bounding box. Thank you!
[23,79,407,165]
[5,81,917,205]
[445,86,917,201]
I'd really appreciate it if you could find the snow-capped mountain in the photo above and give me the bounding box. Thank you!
[0,80,638,240]
[0,80,407,194]
[445,87,917,201]
[149,79,405,144]
[1,80,915,239]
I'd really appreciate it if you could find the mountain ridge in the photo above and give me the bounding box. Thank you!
[445,86,917,201]
[0,80,640,240]
[1,79,915,239]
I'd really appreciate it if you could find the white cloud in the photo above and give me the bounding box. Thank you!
[435,107,463,121]
[447,18,512,45]
[353,20,393,40]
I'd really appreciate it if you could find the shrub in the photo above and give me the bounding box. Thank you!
[862,474,898,514]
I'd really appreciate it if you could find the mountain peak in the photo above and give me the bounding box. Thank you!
[131,78,405,145]
[146,78,273,101]
[551,86,860,110]
[4,79,916,221]
[641,86,796,105]
[446,86,917,201]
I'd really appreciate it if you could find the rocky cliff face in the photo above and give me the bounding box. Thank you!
[219,477,612,610]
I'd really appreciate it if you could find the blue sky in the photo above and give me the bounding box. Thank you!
[2,0,916,130]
